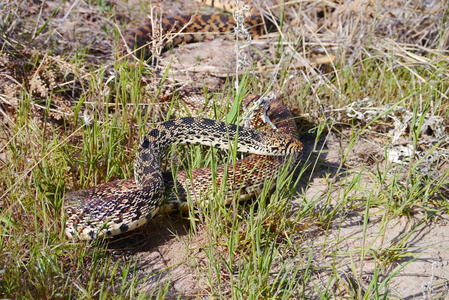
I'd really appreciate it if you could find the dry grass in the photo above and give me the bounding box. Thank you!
[1,0,448,298]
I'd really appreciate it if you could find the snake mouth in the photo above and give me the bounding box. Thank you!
[285,139,303,154]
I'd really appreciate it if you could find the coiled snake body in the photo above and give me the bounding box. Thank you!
[66,111,302,240]
[65,1,302,240]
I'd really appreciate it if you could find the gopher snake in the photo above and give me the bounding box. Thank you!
[65,1,302,240]
[65,99,301,239]
[123,0,273,59]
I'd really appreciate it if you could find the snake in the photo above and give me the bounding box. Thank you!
[65,1,302,240]
[122,0,274,59]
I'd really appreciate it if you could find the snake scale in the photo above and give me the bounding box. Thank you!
[65,0,302,240]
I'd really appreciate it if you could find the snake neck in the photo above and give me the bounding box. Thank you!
[134,117,302,185]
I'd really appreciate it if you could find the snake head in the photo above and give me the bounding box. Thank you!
[283,136,303,155]
[251,131,303,156]
[271,132,303,155]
